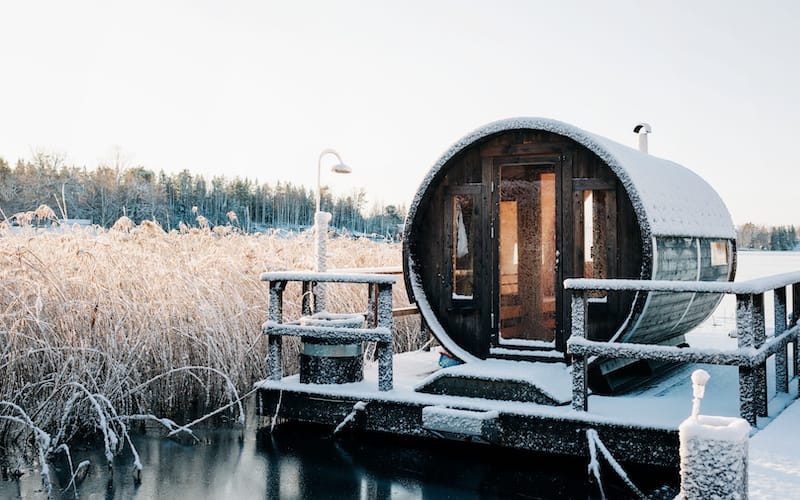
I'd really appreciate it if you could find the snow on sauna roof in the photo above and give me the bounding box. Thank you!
[406,117,735,241]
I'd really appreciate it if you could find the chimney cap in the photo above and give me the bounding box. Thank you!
[633,123,652,134]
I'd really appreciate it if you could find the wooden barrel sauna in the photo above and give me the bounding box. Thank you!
[402,117,736,392]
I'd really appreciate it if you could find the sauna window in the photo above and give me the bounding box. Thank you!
[583,191,608,300]
[452,194,474,299]
[711,241,728,266]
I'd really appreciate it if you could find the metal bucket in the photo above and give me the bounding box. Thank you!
[299,313,365,384]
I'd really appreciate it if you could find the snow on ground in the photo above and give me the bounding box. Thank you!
[736,251,800,497]
[749,398,800,498]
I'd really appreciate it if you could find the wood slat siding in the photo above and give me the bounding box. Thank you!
[406,127,731,384]
[572,178,616,191]
[411,130,643,358]
[391,305,419,318]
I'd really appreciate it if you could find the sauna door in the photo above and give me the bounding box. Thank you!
[495,162,560,345]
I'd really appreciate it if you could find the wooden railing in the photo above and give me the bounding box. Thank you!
[328,266,419,318]
[565,272,800,425]
[261,271,396,391]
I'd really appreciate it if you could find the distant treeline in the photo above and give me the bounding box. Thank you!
[0,153,405,236]
[736,223,798,251]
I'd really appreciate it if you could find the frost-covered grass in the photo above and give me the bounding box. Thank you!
[0,215,413,489]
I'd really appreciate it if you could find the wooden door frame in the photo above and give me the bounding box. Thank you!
[488,154,573,351]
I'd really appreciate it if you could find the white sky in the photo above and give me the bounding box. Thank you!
[1,0,797,225]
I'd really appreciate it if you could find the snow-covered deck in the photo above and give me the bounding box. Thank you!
[256,336,798,469]
[254,351,672,465]
[256,254,800,469]
[256,342,797,431]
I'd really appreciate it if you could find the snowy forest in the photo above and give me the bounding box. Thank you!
[736,223,798,251]
[2,153,798,249]
[0,153,406,236]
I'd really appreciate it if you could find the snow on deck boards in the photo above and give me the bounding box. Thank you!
[414,357,572,404]
[749,397,800,498]
[254,348,797,431]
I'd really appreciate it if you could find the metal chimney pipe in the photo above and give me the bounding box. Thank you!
[633,123,652,154]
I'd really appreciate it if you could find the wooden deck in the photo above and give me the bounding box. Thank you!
[255,351,681,467]
[256,268,800,467]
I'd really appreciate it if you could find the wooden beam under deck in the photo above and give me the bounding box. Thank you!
[256,386,679,467]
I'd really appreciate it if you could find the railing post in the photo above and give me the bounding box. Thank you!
[366,283,377,328]
[301,280,312,316]
[735,293,758,425]
[570,290,588,411]
[268,281,286,381]
[312,280,323,314]
[753,293,768,417]
[376,283,394,391]
[775,287,789,394]
[793,283,800,390]
[792,283,800,328]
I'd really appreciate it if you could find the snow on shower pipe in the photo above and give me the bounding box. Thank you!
[633,123,652,153]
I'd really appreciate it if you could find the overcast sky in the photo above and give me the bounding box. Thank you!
[1,1,797,225]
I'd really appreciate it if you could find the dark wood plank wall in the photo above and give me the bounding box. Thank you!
[571,147,642,341]
[411,130,643,358]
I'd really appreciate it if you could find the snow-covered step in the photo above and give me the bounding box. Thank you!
[421,406,499,442]
[415,359,571,406]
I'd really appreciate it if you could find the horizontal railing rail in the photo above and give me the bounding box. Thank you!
[564,271,800,294]
[328,266,420,319]
[565,273,800,425]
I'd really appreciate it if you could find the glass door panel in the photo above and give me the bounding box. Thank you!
[498,165,556,343]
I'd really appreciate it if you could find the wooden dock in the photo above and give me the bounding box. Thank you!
[255,269,800,467]
[256,351,681,466]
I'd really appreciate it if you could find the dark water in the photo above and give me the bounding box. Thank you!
[1,419,678,499]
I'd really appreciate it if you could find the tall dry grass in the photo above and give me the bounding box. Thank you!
[0,215,415,461]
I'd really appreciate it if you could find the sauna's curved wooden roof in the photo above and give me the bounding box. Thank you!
[405,117,735,243]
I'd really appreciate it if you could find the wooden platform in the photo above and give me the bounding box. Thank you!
[256,351,691,467]
[256,386,678,466]
[256,266,800,470]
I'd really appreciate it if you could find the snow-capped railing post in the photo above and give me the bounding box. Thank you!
[679,369,750,500]
[570,290,589,411]
[792,283,800,328]
[376,282,394,391]
[735,293,767,424]
[774,286,789,394]
[268,280,287,381]
[792,283,800,389]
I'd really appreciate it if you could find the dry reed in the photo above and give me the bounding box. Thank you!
[0,216,416,455]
